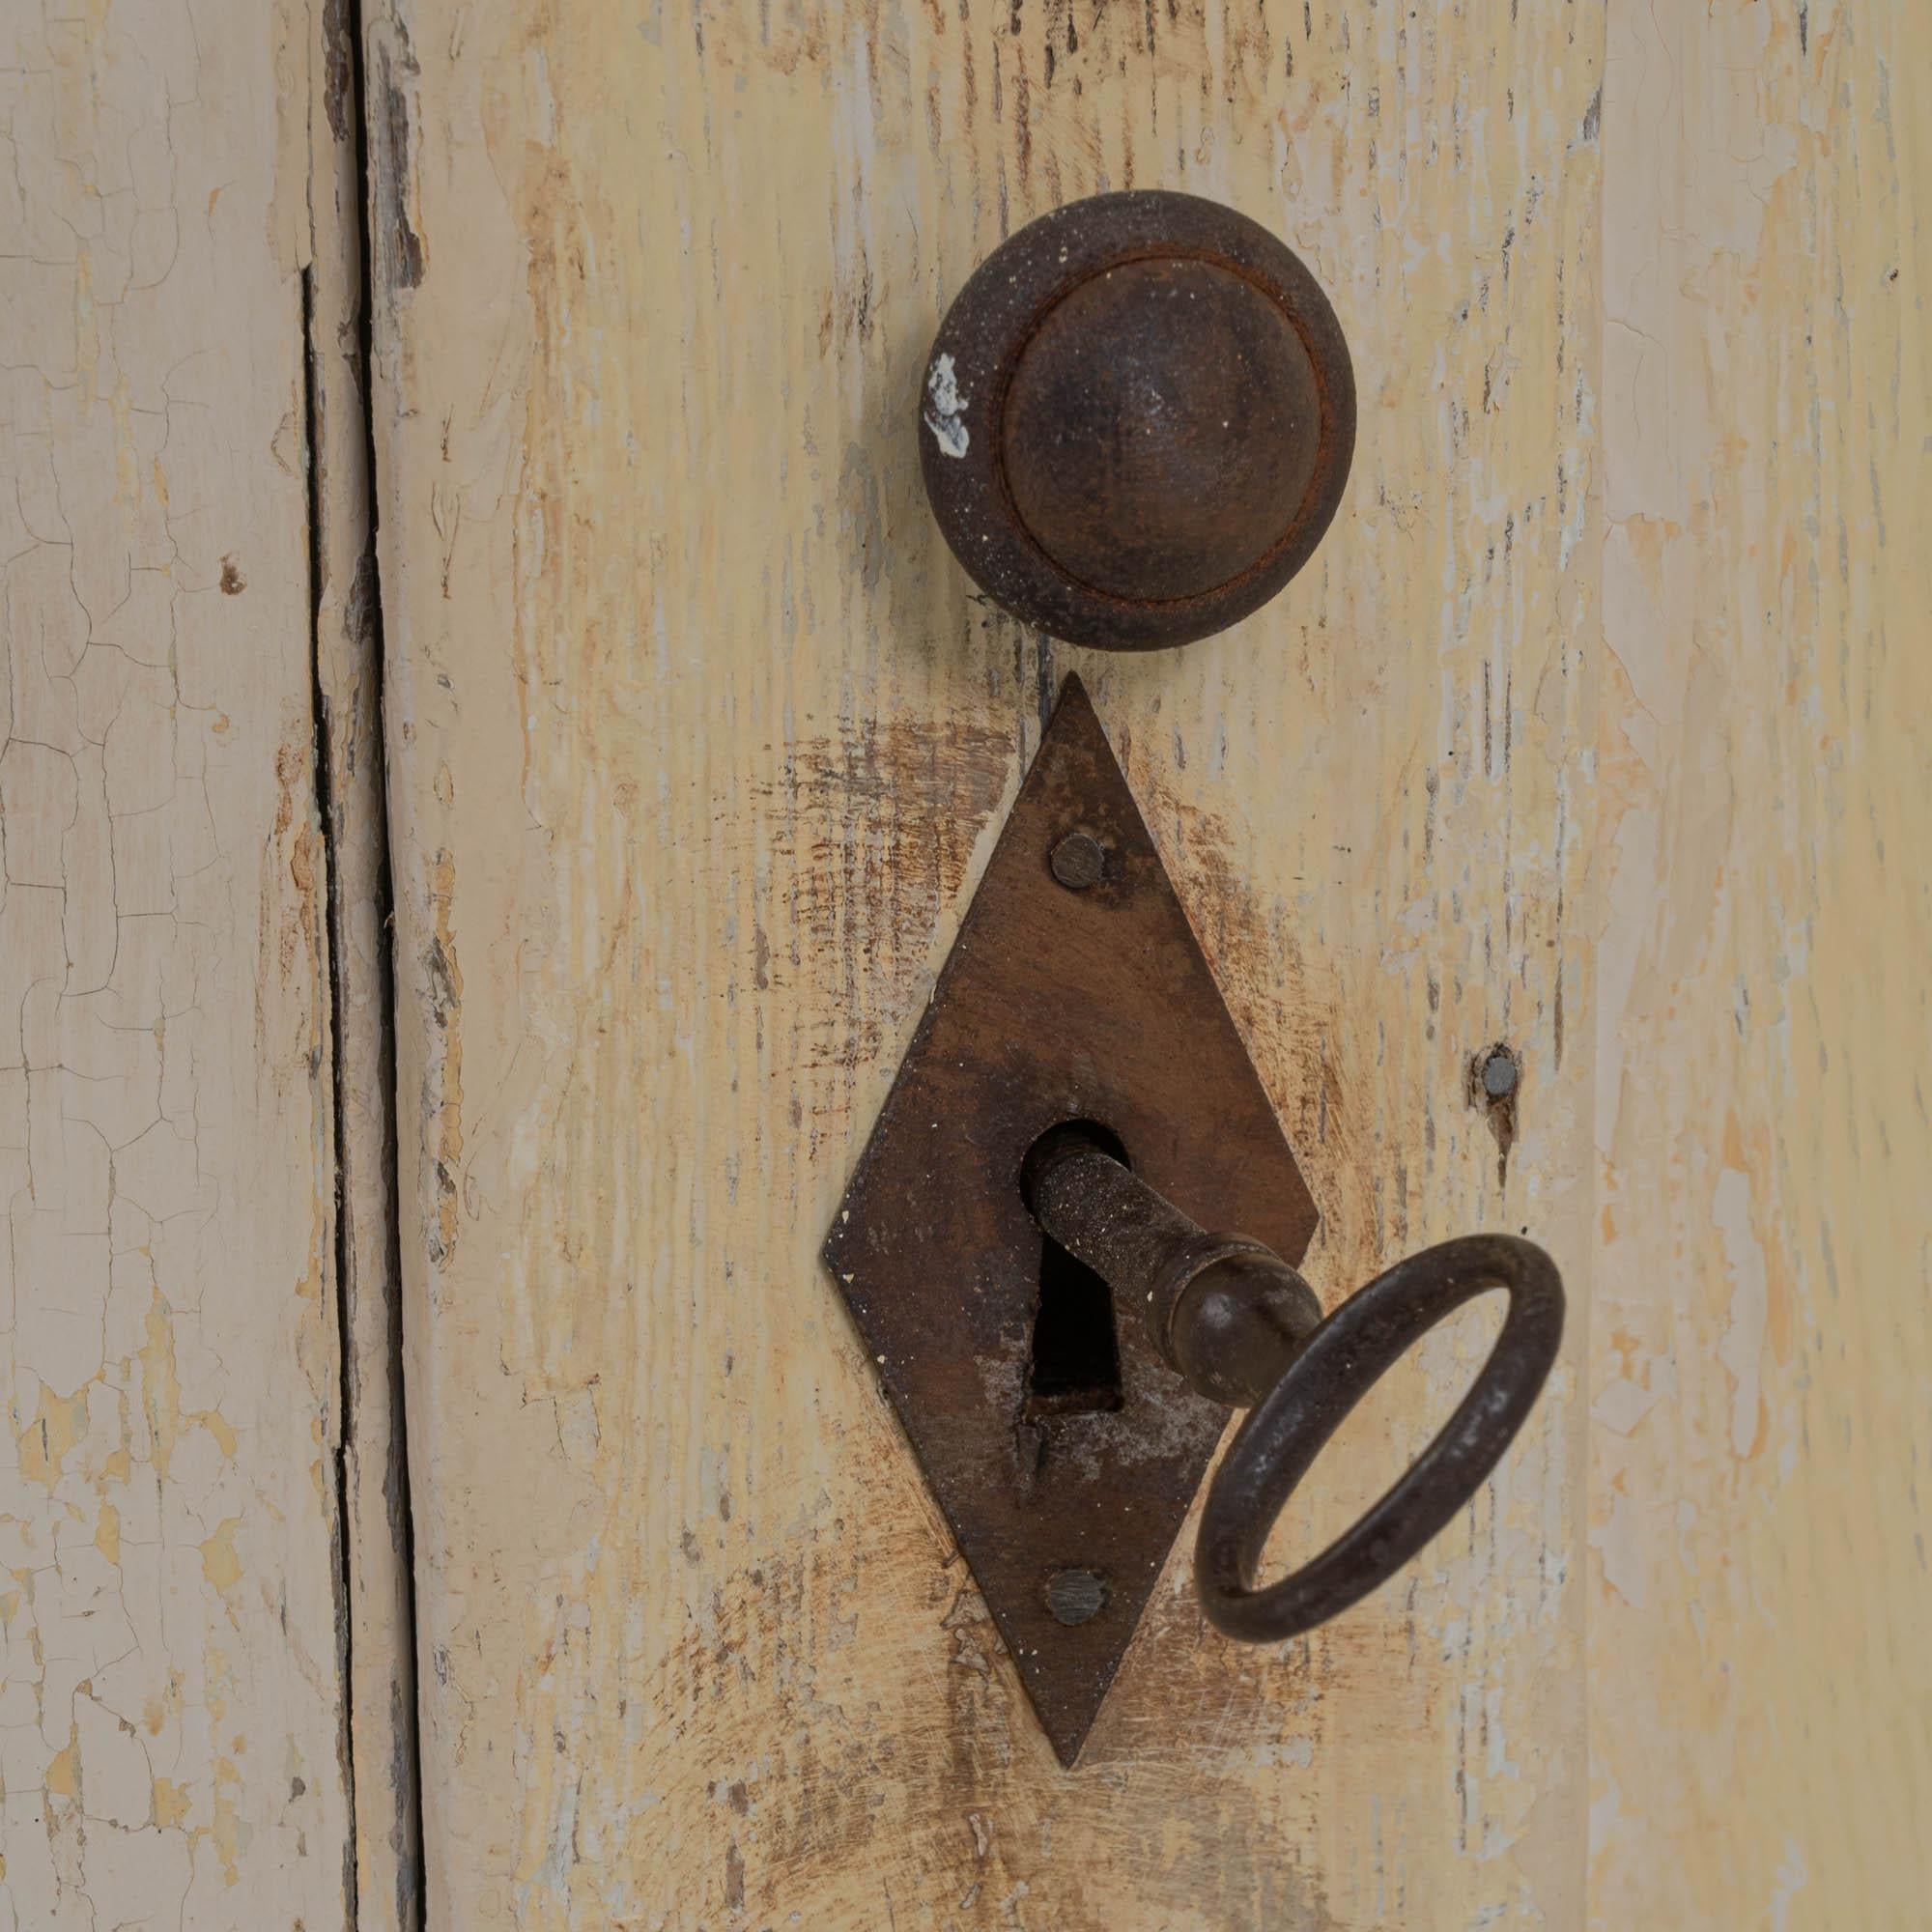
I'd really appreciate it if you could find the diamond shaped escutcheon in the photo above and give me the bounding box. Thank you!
[823,677,1317,1765]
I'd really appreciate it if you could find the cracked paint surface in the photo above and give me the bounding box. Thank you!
[1,0,351,1924]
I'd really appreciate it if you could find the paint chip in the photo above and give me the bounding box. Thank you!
[923,353,970,458]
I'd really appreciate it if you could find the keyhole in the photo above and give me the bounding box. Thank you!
[1022,1121,1127,1419]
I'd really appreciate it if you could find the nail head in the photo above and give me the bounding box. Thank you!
[1044,1568,1110,1626]
[1050,831,1106,891]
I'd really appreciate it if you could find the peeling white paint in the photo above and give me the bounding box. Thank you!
[1590,1490,1648,1610]
[923,353,970,457]
[1590,1376,1660,1438]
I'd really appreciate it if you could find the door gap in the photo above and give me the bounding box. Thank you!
[306,0,425,1919]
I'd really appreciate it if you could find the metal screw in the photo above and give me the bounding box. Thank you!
[1481,1046,1520,1099]
[1050,831,1106,891]
[1044,1568,1109,1626]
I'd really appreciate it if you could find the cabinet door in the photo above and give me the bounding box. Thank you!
[360,2,1927,1926]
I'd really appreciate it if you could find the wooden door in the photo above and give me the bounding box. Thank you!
[358,0,1931,1922]
[6,1,1925,1927]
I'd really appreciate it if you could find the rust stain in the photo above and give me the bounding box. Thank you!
[290,824,315,896]
[1468,1041,1521,1185]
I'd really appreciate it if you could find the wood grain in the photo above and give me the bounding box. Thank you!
[1592,3,1931,1923]
[1,0,352,1922]
[367,1,1596,1923]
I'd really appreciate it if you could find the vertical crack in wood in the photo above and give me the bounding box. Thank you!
[307,0,426,1921]
[301,260,359,1932]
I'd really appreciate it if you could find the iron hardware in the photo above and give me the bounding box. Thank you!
[824,680,1569,1761]
[920,189,1356,651]
[1024,1127,1566,1644]
[831,189,1560,1764]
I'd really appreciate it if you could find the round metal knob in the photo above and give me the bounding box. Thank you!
[921,190,1355,652]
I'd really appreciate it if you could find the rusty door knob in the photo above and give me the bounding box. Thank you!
[921,190,1355,651]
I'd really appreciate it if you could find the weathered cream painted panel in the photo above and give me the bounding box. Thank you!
[0,1,351,1925]
[368,1,1596,1923]
[1591,3,1931,1924]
